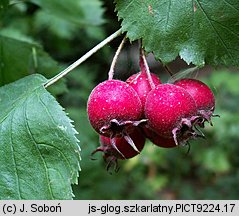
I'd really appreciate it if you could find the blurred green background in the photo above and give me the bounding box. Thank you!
[1,0,239,199]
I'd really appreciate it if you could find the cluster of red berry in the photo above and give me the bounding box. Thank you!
[87,53,217,170]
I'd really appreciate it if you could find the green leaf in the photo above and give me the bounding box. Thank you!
[0,34,66,95]
[115,0,239,66]
[0,74,81,199]
[30,0,105,26]
[0,34,57,84]
[0,27,36,44]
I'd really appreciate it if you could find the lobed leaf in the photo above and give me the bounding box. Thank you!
[115,0,239,67]
[0,74,81,199]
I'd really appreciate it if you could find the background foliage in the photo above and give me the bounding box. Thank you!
[0,0,239,199]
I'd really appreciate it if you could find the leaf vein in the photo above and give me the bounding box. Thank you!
[211,19,239,39]
[124,0,136,12]
[24,94,54,199]
[37,143,73,175]
[9,110,22,199]
[165,0,172,30]
[222,0,239,12]
[0,37,5,85]
[195,0,234,63]
[37,92,79,158]
[191,0,196,38]
[0,85,44,125]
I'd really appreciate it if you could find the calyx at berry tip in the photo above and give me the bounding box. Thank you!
[91,147,120,172]
[99,118,147,153]
[171,115,206,146]
[198,107,220,127]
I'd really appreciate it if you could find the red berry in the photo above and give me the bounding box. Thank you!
[97,128,145,160]
[145,84,200,145]
[87,79,143,137]
[144,127,177,148]
[174,78,217,125]
[174,78,215,112]
[126,71,161,108]
[92,128,145,171]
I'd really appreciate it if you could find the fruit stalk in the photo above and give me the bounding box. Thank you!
[108,36,127,80]
[163,64,173,76]
[44,29,122,88]
[140,48,155,89]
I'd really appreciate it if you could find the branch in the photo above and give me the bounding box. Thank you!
[45,29,122,88]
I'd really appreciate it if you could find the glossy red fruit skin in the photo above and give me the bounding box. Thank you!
[87,80,142,136]
[144,127,177,148]
[174,78,215,111]
[145,84,198,138]
[126,72,161,108]
[99,128,146,159]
